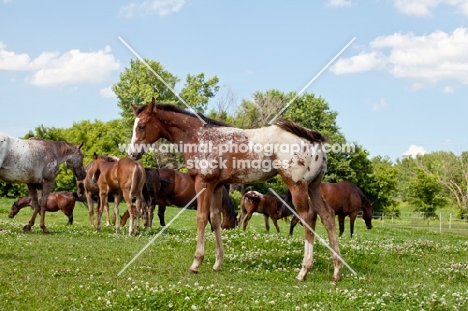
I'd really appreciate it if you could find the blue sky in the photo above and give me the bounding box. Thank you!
[1,0,468,161]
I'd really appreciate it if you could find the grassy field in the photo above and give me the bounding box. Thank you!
[0,198,467,311]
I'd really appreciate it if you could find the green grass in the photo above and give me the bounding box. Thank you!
[0,198,467,310]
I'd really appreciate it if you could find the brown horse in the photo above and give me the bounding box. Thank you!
[9,191,80,225]
[238,190,283,233]
[128,99,342,282]
[0,132,86,233]
[282,181,374,237]
[90,153,146,235]
[120,168,238,230]
[76,155,120,227]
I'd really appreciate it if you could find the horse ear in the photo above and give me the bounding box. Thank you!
[93,152,98,160]
[131,105,140,116]
[147,97,155,113]
[78,142,84,150]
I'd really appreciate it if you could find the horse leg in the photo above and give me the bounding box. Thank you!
[23,185,39,232]
[349,212,357,238]
[210,186,224,271]
[157,201,166,227]
[242,212,254,231]
[113,194,122,233]
[271,216,281,233]
[86,192,95,227]
[288,183,316,282]
[122,190,138,236]
[38,182,53,233]
[97,190,109,232]
[289,215,300,236]
[309,182,342,283]
[263,215,270,232]
[189,182,216,274]
[338,214,345,237]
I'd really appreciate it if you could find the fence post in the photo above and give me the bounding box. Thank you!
[449,213,452,230]
[382,212,384,226]
[439,212,442,233]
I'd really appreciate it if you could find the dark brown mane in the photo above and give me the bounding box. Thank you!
[136,103,232,127]
[273,118,328,143]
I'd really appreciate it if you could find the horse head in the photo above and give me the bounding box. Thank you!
[129,98,161,160]
[362,201,374,230]
[65,142,86,181]
[9,200,20,218]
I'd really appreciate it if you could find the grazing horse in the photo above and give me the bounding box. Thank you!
[120,168,238,230]
[128,99,342,282]
[9,191,80,225]
[76,155,120,227]
[282,181,374,237]
[0,133,86,233]
[90,153,146,235]
[238,190,283,233]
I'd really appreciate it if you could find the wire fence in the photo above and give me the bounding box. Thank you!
[366,212,468,234]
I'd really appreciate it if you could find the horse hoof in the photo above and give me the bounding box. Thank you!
[294,277,305,282]
[23,225,31,233]
[41,226,50,234]
[188,268,198,274]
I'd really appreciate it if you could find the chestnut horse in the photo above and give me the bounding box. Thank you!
[238,190,283,233]
[77,155,120,227]
[9,191,81,225]
[0,132,86,233]
[120,168,238,230]
[128,99,342,282]
[282,181,374,237]
[90,153,146,235]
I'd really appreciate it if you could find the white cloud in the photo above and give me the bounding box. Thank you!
[372,98,387,111]
[326,0,352,7]
[0,43,120,86]
[99,86,116,98]
[332,28,468,85]
[403,145,427,158]
[120,0,185,18]
[443,85,455,92]
[331,51,385,74]
[393,0,468,17]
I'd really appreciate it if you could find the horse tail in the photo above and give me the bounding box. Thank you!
[130,163,145,199]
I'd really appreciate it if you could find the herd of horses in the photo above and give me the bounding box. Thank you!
[0,98,375,283]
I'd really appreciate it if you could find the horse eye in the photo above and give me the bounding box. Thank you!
[139,124,146,131]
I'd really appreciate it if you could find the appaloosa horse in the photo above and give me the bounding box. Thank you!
[0,133,86,233]
[9,191,81,225]
[77,155,120,227]
[238,190,283,233]
[128,99,342,282]
[90,153,146,235]
[282,181,374,237]
[121,168,238,230]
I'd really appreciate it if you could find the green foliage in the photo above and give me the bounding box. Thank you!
[407,167,448,216]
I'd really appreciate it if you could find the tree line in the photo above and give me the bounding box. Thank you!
[1,59,467,219]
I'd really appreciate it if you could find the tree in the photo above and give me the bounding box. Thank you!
[113,59,220,127]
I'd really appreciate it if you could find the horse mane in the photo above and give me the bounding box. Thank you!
[221,186,237,220]
[136,103,232,127]
[272,119,327,143]
[349,183,372,209]
[29,137,79,155]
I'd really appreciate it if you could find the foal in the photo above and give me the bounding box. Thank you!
[90,153,146,235]
[128,99,342,282]
[238,190,283,233]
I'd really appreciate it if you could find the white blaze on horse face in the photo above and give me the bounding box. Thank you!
[129,117,140,156]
